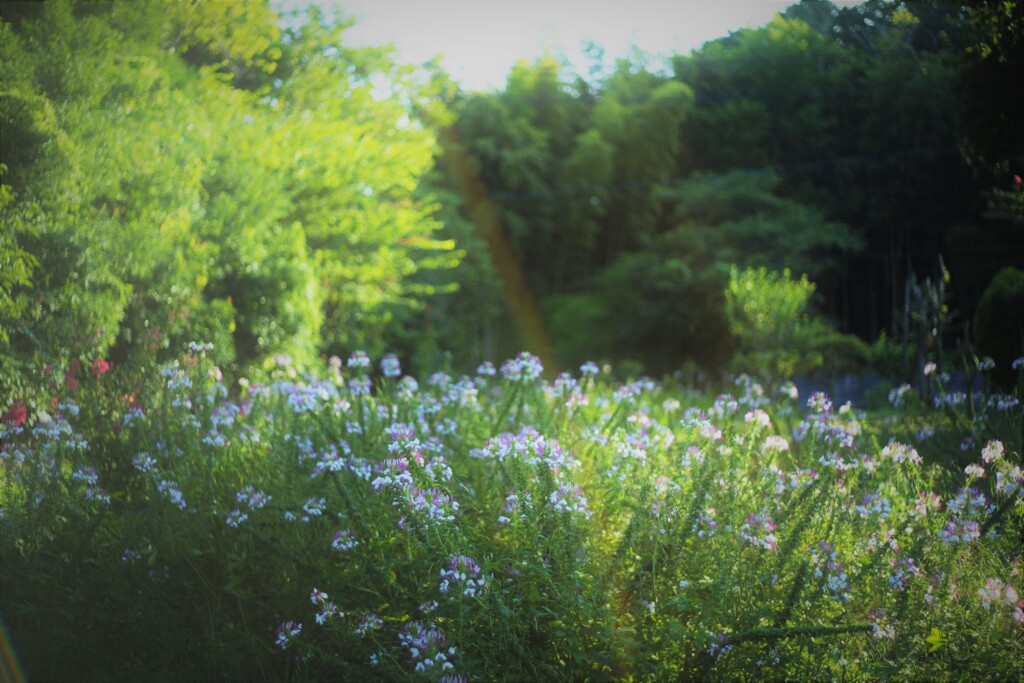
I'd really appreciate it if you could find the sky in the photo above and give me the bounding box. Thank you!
[274,1,864,92]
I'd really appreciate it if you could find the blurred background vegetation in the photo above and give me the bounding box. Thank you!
[1,0,1022,406]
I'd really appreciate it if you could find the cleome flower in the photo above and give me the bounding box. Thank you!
[157,479,187,510]
[744,409,772,430]
[964,463,986,479]
[880,440,921,466]
[331,529,358,552]
[762,434,790,455]
[371,457,415,491]
[740,512,777,552]
[380,353,401,378]
[978,578,1018,609]
[811,542,849,602]
[549,482,592,519]
[404,486,459,526]
[500,352,544,382]
[888,557,921,592]
[888,383,913,407]
[355,613,384,637]
[275,621,302,649]
[236,485,272,510]
[498,489,530,526]
[347,351,371,370]
[807,392,833,415]
[470,427,580,471]
[225,509,248,528]
[398,620,456,673]
[309,588,340,625]
[981,440,1005,464]
[439,554,487,598]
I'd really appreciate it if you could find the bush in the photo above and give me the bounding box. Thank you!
[867,331,907,380]
[974,266,1024,389]
[726,266,839,381]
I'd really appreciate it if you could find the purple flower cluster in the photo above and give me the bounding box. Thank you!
[225,509,248,527]
[939,517,981,545]
[347,351,371,370]
[549,482,591,519]
[498,490,529,526]
[372,458,414,491]
[332,529,358,551]
[879,440,922,466]
[812,542,849,602]
[380,354,401,378]
[439,555,487,598]
[72,466,111,504]
[398,620,456,673]
[157,479,187,510]
[888,557,921,591]
[739,512,777,552]
[310,587,340,625]
[695,508,718,538]
[311,441,354,477]
[500,352,544,382]
[132,452,157,473]
[236,485,271,510]
[470,427,579,472]
[275,620,301,649]
[355,613,384,637]
[404,486,459,525]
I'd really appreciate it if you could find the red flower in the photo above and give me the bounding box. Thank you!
[2,398,27,426]
[92,358,110,375]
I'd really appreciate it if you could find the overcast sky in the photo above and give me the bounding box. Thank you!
[273,1,863,91]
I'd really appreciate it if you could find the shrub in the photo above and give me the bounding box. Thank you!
[725,266,850,381]
[973,266,1024,389]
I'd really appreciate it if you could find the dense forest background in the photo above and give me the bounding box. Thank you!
[1,0,1022,406]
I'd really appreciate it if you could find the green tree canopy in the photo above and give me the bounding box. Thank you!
[0,0,456,406]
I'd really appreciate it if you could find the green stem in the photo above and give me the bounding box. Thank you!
[492,381,521,434]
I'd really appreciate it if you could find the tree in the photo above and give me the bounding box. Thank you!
[0,0,457,405]
[956,0,1024,171]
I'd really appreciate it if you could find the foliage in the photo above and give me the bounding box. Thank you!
[2,349,1023,681]
[867,331,908,380]
[657,171,863,281]
[433,0,1012,374]
[0,177,37,345]
[727,266,823,381]
[670,1,999,344]
[0,0,456,407]
[957,0,1024,171]
[973,266,1024,389]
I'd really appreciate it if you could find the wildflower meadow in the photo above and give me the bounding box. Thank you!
[2,347,1022,682]
[3,2,1023,681]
